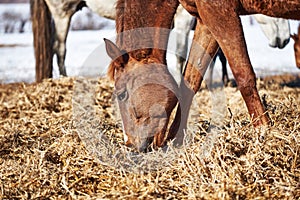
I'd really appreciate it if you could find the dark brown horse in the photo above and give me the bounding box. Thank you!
[105,0,300,152]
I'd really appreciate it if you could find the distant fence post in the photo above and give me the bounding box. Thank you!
[30,0,53,82]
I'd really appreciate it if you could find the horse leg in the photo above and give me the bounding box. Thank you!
[208,51,219,88]
[174,5,194,74]
[218,49,229,86]
[168,19,219,144]
[44,0,80,77]
[197,1,270,126]
[52,16,72,76]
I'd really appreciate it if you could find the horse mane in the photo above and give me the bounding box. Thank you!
[114,0,179,49]
[107,49,154,81]
[107,62,116,80]
[108,0,179,81]
[107,0,124,81]
[115,0,125,45]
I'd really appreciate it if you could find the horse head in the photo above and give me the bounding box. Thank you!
[254,14,290,49]
[104,39,179,152]
[291,25,300,68]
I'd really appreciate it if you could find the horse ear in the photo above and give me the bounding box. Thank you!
[291,34,298,41]
[104,38,129,80]
[104,38,129,63]
[105,38,121,59]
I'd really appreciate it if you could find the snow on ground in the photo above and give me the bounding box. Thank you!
[0,29,116,83]
[0,10,299,83]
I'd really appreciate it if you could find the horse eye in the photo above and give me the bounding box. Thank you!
[117,90,128,101]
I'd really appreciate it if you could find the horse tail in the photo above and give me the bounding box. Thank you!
[30,0,54,82]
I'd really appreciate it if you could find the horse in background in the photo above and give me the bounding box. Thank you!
[254,14,291,49]
[43,0,116,77]
[291,24,300,68]
[30,0,116,82]
[208,48,228,87]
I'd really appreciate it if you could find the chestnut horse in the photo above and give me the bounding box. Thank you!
[208,15,291,87]
[176,14,291,77]
[105,0,180,152]
[291,24,300,68]
[172,0,300,144]
[105,0,300,152]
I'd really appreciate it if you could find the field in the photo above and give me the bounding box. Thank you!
[1,4,300,198]
[1,74,299,199]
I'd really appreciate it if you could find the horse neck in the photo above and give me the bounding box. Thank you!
[115,0,179,63]
[240,1,300,20]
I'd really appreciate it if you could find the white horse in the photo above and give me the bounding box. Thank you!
[41,0,115,76]
[174,8,291,78]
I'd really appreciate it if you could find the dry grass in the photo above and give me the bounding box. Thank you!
[0,74,299,199]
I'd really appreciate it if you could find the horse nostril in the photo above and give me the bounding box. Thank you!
[275,37,281,48]
[277,37,290,49]
[283,38,290,47]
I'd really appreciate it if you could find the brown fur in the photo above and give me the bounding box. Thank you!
[107,0,179,82]
[107,0,300,151]
[105,0,179,152]
[168,19,219,144]
[107,63,115,80]
[291,24,300,68]
[176,0,300,128]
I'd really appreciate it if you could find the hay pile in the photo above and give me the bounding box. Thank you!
[0,74,299,199]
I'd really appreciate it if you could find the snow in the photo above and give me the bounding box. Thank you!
[0,30,117,83]
[0,4,31,33]
[0,4,299,83]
